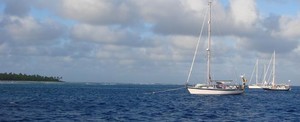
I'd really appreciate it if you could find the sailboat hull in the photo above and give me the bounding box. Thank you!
[263,86,291,91]
[248,85,262,89]
[187,87,244,95]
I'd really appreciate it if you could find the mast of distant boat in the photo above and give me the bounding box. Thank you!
[272,51,276,87]
[207,1,212,85]
[255,59,258,85]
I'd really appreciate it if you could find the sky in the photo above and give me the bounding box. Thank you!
[0,0,300,85]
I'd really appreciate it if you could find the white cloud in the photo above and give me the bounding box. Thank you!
[229,0,258,28]
[274,14,300,39]
[71,24,123,43]
[171,36,198,50]
[133,0,206,35]
[58,0,136,25]
[181,0,207,13]
[0,0,300,84]
[0,16,64,45]
[71,23,150,48]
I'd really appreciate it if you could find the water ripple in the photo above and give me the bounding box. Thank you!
[0,83,299,121]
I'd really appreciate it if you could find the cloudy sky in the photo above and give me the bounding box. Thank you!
[0,0,300,85]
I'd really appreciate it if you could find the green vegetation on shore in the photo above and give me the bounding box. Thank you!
[0,72,63,82]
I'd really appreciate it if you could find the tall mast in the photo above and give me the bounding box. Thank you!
[207,1,212,84]
[263,64,266,85]
[272,51,276,86]
[255,59,258,84]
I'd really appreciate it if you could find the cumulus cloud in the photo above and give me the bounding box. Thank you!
[3,0,31,17]
[54,0,138,26]
[70,24,152,47]
[274,14,300,39]
[262,14,280,32]
[0,0,67,57]
[237,33,298,54]
[134,0,205,36]
[0,0,299,84]
[71,24,124,43]
[229,0,258,28]
[0,16,65,46]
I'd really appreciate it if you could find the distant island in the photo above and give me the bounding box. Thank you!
[0,72,63,82]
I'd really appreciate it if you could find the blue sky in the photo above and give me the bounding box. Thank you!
[0,0,300,85]
[258,1,299,16]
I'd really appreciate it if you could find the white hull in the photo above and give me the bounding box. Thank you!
[263,85,291,91]
[248,85,263,89]
[263,87,291,91]
[187,87,244,95]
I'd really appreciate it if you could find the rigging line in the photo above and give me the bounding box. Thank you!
[249,60,257,84]
[144,87,186,94]
[259,65,263,84]
[265,54,273,84]
[185,6,209,86]
[267,70,272,84]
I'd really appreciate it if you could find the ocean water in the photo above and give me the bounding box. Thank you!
[0,82,299,121]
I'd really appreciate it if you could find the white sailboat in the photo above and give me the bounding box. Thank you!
[262,51,291,91]
[186,2,246,95]
[248,59,264,89]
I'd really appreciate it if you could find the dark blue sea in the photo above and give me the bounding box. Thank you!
[0,82,299,121]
